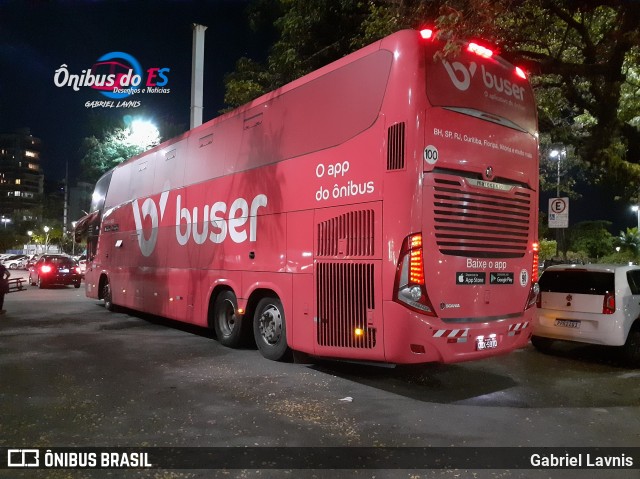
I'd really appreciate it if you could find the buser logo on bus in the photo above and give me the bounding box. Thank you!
[131,192,268,256]
[443,61,525,101]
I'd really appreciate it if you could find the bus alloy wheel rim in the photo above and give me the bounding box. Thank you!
[260,305,282,344]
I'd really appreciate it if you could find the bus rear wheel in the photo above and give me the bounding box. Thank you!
[103,281,117,312]
[253,296,290,361]
[213,290,244,347]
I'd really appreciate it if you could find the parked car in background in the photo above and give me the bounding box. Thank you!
[533,264,640,365]
[2,254,28,270]
[73,254,87,276]
[28,254,82,289]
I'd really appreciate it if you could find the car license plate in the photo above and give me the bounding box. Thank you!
[60,268,69,273]
[476,336,498,351]
[555,319,580,329]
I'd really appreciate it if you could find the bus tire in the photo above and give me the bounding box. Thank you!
[213,290,244,347]
[253,296,290,361]
[103,282,117,312]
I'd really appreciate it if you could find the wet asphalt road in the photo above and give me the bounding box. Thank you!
[1,271,639,479]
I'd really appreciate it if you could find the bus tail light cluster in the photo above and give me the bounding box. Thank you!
[532,242,539,283]
[603,292,616,314]
[526,242,540,310]
[395,233,436,315]
[524,242,542,309]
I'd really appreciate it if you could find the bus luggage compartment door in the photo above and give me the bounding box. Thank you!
[313,203,384,361]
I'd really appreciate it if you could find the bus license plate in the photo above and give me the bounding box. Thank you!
[476,337,498,351]
[555,319,580,329]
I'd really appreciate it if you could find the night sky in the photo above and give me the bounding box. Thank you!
[0,0,263,182]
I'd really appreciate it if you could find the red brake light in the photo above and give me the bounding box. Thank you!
[394,233,435,316]
[603,292,616,314]
[515,66,527,79]
[41,265,52,273]
[532,242,539,283]
[408,234,425,285]
[467,42,493,58]
[419,29,434,40]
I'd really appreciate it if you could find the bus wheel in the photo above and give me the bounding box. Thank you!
[213,290,244,347]
[253,297,290,361]
[103,282,117,312]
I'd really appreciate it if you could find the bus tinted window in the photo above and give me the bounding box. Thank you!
[425,46,537,135]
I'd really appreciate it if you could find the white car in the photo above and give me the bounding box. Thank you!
[2,254,27,270]
[533,264,640,365]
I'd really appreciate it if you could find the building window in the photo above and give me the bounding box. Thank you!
[15,179,21,185]
[25,150,37,158]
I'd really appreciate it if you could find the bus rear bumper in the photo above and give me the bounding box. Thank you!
[382,301,533,364]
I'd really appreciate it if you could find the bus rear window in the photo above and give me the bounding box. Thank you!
[538,270,614,295]
[425,45,537,135]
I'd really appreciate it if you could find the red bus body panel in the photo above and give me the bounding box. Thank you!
[83,30,538,364]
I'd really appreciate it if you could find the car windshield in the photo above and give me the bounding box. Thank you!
[538,270,614,295]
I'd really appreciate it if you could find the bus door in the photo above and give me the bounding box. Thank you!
[313,202,384,361]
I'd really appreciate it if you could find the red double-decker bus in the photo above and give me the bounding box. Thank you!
[77,29,539,364]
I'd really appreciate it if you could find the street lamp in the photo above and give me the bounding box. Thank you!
[27,230,33,255]
[1,216,10,229]
[549,147,566,257]
[632,205,640,231]
[549,148,566,197]
[71,221,77,256]
[44,226,50,254]
[127,118,160,150]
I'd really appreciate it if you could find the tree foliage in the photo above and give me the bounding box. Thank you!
[616,226,640,253]
[567,220,614,259]
[79,124,160,184]
[224,0,640,198]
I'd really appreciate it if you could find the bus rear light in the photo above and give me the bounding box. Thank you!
[603,292,616,314]
[532,241,539,283]
[395,233,436,316]
[467,42,493,58]
[419,29,434,40]
[515,66,527,79]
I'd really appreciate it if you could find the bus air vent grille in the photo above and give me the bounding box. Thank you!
[432,179,531,258]
[387,122,405,170]
[316,262,376,349]
[317,210,375,257]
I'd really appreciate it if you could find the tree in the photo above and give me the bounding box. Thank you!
[567,220,614,259]
[79,120,160,183]
[616,226,640,254]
